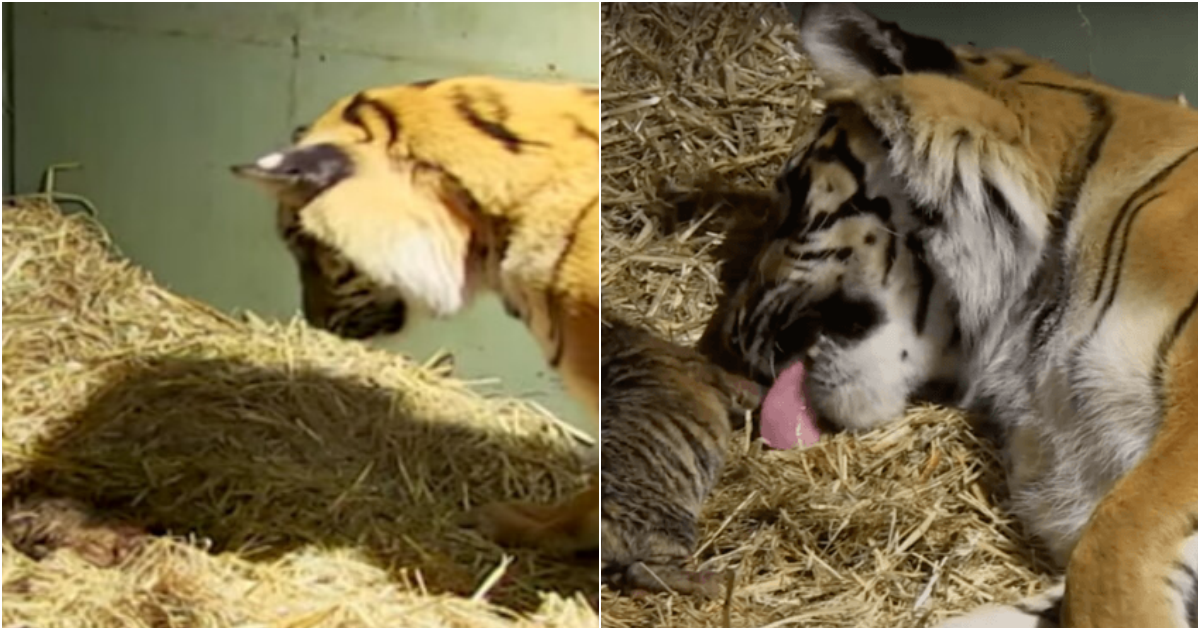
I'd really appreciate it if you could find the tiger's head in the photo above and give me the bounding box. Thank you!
[232,82,498,340]
[703,0,1146,431]
[699,103,964,432]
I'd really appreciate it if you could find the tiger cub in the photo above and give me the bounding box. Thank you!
[601,317,759,598]
[232,76,599,555]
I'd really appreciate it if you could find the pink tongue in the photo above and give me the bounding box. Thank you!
[760,361,821,449]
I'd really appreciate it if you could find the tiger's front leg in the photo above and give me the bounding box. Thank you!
[1061,327,1198,627]
[465,300,600,555]
[464,475,598,555]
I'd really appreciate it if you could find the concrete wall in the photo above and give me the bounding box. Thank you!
[787,3,1197,105]
[7,3,599,434]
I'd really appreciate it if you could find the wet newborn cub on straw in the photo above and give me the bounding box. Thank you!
[601,317,759,598]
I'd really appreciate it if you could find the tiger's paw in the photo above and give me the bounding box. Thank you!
[462,494,598,557]
[937,583,1064,628]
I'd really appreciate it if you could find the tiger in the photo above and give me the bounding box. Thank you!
[701,3,1197,627]
[601,316,758,598]
[231,75,600,556]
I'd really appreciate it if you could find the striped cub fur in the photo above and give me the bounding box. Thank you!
[233,76,600,555]
[708,3,1196,626]
[602,317,758,598]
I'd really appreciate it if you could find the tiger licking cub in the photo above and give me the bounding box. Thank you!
[703,3,1196,627]
[234,76,600,556]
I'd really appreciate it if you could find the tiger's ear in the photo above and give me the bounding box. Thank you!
[793,3,960,89]
[230,143,353,201]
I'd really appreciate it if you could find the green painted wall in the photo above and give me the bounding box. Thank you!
[7,3,599,435]
[3,4,11,195]
[786,3,1198,105]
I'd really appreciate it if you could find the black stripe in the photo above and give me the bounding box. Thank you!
[1151,294,1198,405]
[815,112,840,139]
[290,124,310,143]
[280,220,302,241]
[1016,597,1062,628]
[882,232,897,283]
[782,241,809,259]
[500,297,521,321]
[1019,80,1074,92]
[610,431,693,493]
[342,94,373,142]
[572,118,598,143]
[643,410,713,494]
[1023,83,1112,355]
[332,267,357,286]
[1089,192,1165,333]
[815,291,884,343]
[1172,560,1199,628]
[367,98,400,145]
[983,180,1022,238]
[1092,148,1197,303]
[544,291,565,367]
[916,132,933,168]
[1001,62,1029,80]
[1029,298,1064,352]
[812,129,865,181]
[798,248,841,261]
[687,416,724,488]
[340,93,400,145]
[1178,560,1198,583]
[549,196,596,295]
[808,192,891,235]
[776,169,812,237]
[410,78,439,89]
[948,324,962,348]
[806,205,847,233]
[1020,82,1112,236]
[547,196,597,367]
[913,201,943,229]
[453,89,542,154]
[952,128,971,145]
[907,234,935,335]
[860,194,892,222]
[1028,271,1066,358]
[777,151,812,197]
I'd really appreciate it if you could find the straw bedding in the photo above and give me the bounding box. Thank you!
[1,198,598,628]
[600,4,1056,627]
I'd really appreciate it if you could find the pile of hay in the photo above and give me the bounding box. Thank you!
[1,199,598,628]
[600,4,1055,627]
[601,2,821,344]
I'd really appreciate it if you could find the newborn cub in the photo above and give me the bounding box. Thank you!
[601,317,758,598]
